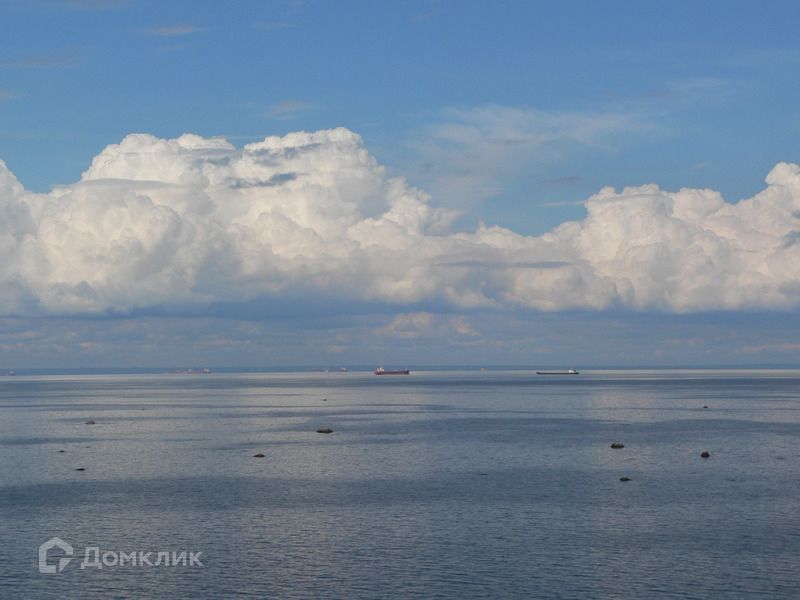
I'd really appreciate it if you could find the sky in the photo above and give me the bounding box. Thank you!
[1,0,800,369]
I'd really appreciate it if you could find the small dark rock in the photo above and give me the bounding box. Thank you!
[619,477,631,482]
[253,453,265,458]
[322,398,327,402]
[74,467,85,471]
[610,442,625,449]
[701,451,710,458]
[58,450,66,453]
[85,420,96,425]
[703,405,709,409]
[316,427,334,434]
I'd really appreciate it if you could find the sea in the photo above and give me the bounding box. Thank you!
[1,369,799,599]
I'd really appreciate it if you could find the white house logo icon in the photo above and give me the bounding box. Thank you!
[39,537,73,574]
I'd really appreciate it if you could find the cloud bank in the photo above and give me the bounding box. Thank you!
[1,127,800,317]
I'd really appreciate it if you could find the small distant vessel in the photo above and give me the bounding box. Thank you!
[536,369,579,375]
[374,367,410,375]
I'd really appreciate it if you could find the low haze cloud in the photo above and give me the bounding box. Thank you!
[1,127,800,316]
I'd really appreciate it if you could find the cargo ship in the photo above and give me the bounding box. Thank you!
[536,369,579,375]
[374,367,410,375]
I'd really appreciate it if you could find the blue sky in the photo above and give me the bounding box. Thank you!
[1,0,800,368]
[5,0,800,229]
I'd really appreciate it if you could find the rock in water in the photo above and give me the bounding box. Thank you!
[701,451,711,458]
[619,477,631,482]
[253,453,265,458]
[316,427,334,434]
[610,442,625,449]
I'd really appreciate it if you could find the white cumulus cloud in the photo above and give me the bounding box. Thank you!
[1,127,800,316]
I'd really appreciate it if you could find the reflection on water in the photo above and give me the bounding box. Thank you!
[1,370,799,598]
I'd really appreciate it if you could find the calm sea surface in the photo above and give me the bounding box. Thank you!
[1,369,799,598]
